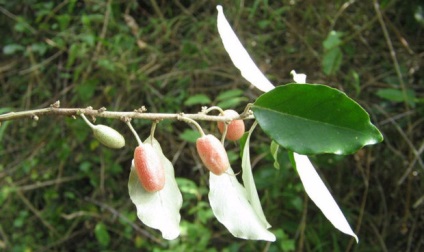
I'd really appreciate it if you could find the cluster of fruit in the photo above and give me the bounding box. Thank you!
[81,109,245,192]
[135,109,245,192]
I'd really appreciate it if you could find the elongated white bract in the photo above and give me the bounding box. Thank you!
[209,167,276,241]
[241,122,271,228]
[293,153,359,242]
[128,137,182,240]
[217,5,358,242]
[216,5,275,92]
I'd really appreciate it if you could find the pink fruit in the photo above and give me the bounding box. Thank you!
[196,134,230,175]
[217,110,245,141]
[133,144,165,192]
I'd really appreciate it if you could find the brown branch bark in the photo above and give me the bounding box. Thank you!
[0,101,254,124]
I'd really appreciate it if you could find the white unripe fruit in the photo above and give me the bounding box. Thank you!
[92,124,125,149]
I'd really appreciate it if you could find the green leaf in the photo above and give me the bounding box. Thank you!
[175,178,200,198]
[322,31,343,76]
[128,137,182,240]
[75,79,98,102]
[94,222,110,247]
[252,84,383,155]
[322,47,343,76]
[216,89,244,101]
[179,129,201,143]
[376,88,416,107]
[270,141,280,169]
[30,42,48,56]
[323,30,342,50]
[184,94,211,106]
[216,97,248,110]
[3,44,25,55]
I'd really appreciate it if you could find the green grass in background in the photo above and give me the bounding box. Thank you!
[0,0,423,251]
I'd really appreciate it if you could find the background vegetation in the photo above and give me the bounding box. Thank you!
[0,0,423,251]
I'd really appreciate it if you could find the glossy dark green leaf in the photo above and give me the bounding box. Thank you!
[252,84,383,155]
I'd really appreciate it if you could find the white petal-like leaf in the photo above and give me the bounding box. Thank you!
[293,153,358,242]
[241,122,272,228]
[216,5,275,92]
[128,138,183,240]
[209,167,276,241]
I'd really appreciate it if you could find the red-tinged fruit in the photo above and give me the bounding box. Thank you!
[196,134,230,175]
[134,144,165,192]
[217,110,245,141]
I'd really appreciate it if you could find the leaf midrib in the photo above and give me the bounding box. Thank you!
[253,105,373,138]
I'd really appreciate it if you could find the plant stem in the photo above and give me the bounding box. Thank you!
[0,105,254,123]
[202,106,225,115]
[177,115,205,136]
[80,113,95,129]
[220,124,228,144]
[126,120,143,146]
[150,121,158,144]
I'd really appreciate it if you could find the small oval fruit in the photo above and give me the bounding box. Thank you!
[133,143,165,192]
[196,134,230,175]
[217,110,245,141]
[93,125,125,149]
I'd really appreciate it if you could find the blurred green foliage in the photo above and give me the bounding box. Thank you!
[0,0,423,251]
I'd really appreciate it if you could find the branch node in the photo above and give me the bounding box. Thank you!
[98,107,107,113]
[50,100,60,108]
[121,116,131,123]
[32,114,39,121]
[135,106,147,113]
[240,103,253,118]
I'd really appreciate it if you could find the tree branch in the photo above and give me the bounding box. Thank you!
[0,101,254,124]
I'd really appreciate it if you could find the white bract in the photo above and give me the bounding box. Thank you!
[217,5,358,242]
[216,5,275,92]
[128,137,182,240]
[241,122,271,228]
[209,167,276,241]
[208,121,275,241]
[293,153,358,242]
